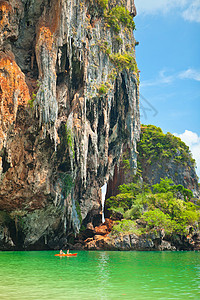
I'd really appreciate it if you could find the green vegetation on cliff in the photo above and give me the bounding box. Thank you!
[109,52,138,73]
[138,125,195,166]
[107,178,200,236]
[93,1,136,34]
[91,2,139,92]
[134,124,199,199]
[97,0,109,10]
[104,5,136,33]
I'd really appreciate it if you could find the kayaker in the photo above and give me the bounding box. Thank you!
[60,249,65,255]
[67,249,69,254]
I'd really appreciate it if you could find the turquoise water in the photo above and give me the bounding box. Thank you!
[0,251,199,300]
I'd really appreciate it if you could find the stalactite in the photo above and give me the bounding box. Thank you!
[0,0,142,249]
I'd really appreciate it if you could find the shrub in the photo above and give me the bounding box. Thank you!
[124,203,143,220]
[28,93,36,108]
[98,0,108,9]
[106,180,150,215]
[109,52,138,73]
[106,192,134,211]
[115,35,123,45]
[141,209,173,234]
[153,178,174,194]
[152,178,193,201]
[98,83,109,95]
[106,177,199,236]
[105,6,135,33]
[108,207,124,219]
[111,219,141,235]
[99,41,111,55]
[65,124,74,157]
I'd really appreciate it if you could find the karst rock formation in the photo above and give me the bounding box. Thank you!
[0,0,140,249]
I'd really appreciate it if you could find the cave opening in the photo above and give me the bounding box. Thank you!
[2,149,11,173]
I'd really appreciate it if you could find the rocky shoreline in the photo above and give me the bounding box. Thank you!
[72,219,200,251]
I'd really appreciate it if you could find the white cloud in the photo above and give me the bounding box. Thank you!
[135,0,200,23]
[173,130,200,178]
[140,68,200,87]
[140,69,175,88]
[159,70,175,84]
[174,130,200,147]
[179,68,200,81]
[135,0,188,15]
[182,0,200,23]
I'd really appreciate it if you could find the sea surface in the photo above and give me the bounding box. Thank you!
[0,251,199,300]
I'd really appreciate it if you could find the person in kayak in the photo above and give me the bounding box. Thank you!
[60,250,65,255]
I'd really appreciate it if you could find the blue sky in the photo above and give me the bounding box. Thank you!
[134,0,200,178]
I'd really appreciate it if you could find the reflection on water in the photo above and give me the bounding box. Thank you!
[97,252,110,300]
[0,251,200,300]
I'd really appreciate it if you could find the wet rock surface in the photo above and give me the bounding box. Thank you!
[80,218,200,251]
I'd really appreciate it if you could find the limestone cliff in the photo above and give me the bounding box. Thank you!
[137,125,199,198]
[106,125,199,200]
[0,0,140,249]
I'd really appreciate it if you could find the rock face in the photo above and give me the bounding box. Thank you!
[82,220,200,251]
[0,0,140,249]
[137,126,199,198]
[141,158,199,198]
[106,125,199,199]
